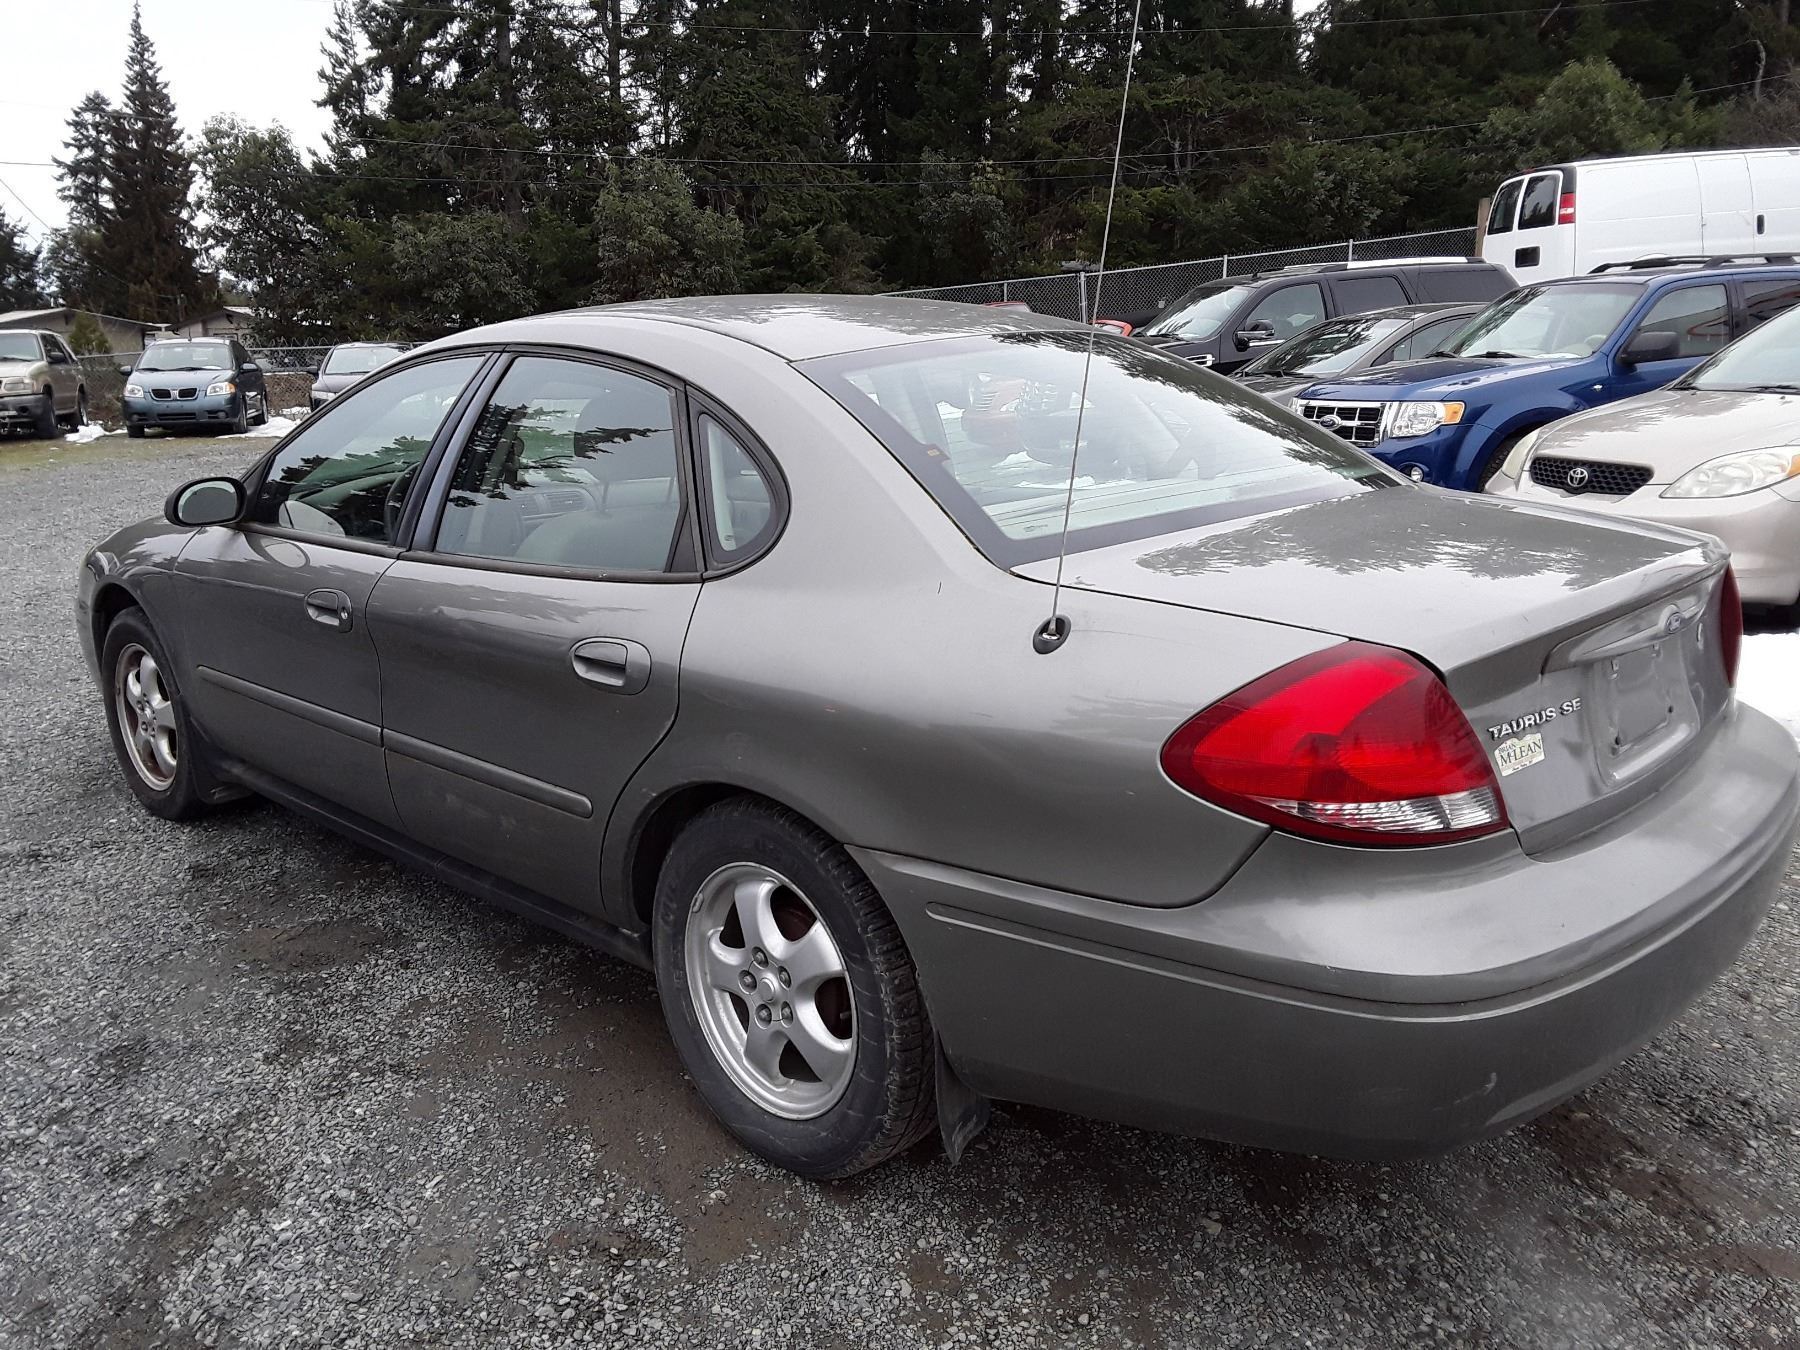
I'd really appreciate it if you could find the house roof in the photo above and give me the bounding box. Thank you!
[0,306,164,330]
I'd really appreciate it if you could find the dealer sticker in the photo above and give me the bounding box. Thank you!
[1495,732,1545,777]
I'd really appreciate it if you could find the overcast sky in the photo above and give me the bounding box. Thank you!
[2,0,1328,248]
[0,0,335,245]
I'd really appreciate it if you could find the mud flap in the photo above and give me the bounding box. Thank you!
[935,1042,990,1164]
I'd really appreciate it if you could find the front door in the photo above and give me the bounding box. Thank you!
[171,352,489,826]
[369,353,702,912]
[43,335,79,416]
[1607,282,1732,404]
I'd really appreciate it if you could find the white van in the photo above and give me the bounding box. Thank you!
[1479,148,1800,284]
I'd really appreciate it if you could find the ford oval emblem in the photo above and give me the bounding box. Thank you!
[1318,414,1341,430]
[1566,465,1590,490]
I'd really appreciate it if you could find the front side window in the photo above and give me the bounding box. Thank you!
[1442,283,1640,360]
[249,355,484,542]
[1517,172,1561,230]
[1243,283,1326,341]
[1486,179,1523,236]
[1240,315,1409,378]
[433,356,684,573]
[803,331,1389,566]
[1383,314,1471,364]
[1631,284,1730,358]
[1680,300,1800,392]
[1143,283,1255,340]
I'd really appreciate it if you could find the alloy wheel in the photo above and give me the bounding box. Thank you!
[684,862,857,1119]
[114,643,177,790]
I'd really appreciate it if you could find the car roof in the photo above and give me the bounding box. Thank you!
[438,294,1092,362]
[1543,262,1800,288]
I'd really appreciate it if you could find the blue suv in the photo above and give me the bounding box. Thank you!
[1291,257,1800,490]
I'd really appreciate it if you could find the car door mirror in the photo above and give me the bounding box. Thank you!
[117,363,135,377]
[1235,320,1276,350]
[301,366,319,378]
[240,361,260,373]
[1621,330,1681,365]
[165,477,245,528]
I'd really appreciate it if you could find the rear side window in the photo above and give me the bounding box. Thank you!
[250,356,484,542]
[432,356,684,574]
[1631,284,1731,358]
[1332,275,1407,313]
[802,331,1389,567]
[1486,179,1523,236]
[1418,268,1508,303]
[696,414,778,565]
[1740,278,1800,329]
[1517,173,1561,230]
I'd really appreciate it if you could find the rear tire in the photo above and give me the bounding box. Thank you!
[652,798,936,1179]
[250,391,269,427]
[67,387,87,429]
[100,609,214,821]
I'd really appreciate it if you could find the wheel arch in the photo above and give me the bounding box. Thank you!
[91,580,143,656]
[613,781,849,932]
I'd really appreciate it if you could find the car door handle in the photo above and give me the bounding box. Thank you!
[570,637,651,695]
[303,589,353,632]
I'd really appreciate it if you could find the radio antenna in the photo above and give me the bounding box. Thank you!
[1033,0,1144,654]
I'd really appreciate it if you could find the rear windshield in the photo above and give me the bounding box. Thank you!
[802,331,1391,566]
[324,344,405,375]
[136,342,234,372]
[1440,283,1640,360]
[1141,283,1253,341]
[1239,315,1410,378]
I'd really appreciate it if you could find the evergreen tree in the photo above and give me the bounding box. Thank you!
[0,211,47,310]
[95,3,213,323]
[51,92,117,310]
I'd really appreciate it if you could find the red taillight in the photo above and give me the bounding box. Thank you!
[1720,566,1742,687]
[1558,191,1576,225]
[1160,642,1509,847]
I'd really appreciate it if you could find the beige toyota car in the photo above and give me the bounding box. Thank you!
[0,328,88,437]
[1490,303,1800,610]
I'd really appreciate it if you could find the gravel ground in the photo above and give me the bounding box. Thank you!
[4,430,1800,1350]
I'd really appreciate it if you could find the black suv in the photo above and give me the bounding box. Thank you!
[1130,258,1515,374]
[120,336,271,437]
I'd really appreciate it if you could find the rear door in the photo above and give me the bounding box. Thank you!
[1328,272,1408,317]
[172,352,489,827]
[1510,171,1575,282]
[1697,154,1756,254]
[367,352,703,912]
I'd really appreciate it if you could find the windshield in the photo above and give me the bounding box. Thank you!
[136,342,234,372]
[1680,304,1800,392]
[323,344,404,376]
[1143,284,1254,341]
[0,333,42,361]
[1240,316,1410,378]
[803,331,1389,566]
[1442,283,1640,360]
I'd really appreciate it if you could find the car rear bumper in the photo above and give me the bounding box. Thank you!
[1491,474,1800,607]
[856,705,1798,1158]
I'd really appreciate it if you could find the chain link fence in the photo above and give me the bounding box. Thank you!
[74,347,339,428]
[885,226,1482,325]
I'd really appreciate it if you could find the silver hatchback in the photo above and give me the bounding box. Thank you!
[77,297,1798,1178]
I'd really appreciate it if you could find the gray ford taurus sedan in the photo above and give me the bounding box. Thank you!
[76,296,1800,1179]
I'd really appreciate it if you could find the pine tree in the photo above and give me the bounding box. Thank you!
[50,92,117,311]
[94,3,213,323]
[0,210,47,310]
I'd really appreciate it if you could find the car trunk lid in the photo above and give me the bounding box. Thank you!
[1013,487,1734,853]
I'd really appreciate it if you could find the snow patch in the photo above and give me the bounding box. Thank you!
[221,415,298,440]
[1738,632,1800,743]
[63,424,109,444]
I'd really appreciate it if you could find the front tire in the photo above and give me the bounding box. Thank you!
[126,425,146,439]
[32,391,56,439]
[100,609,212,821]
[652,798,936,1179]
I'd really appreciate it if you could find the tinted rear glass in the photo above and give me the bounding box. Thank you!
[1517,172,1561,230]
[802,332,1390,566]
[1486,179,1523,236]
[1418,267,1509,303]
